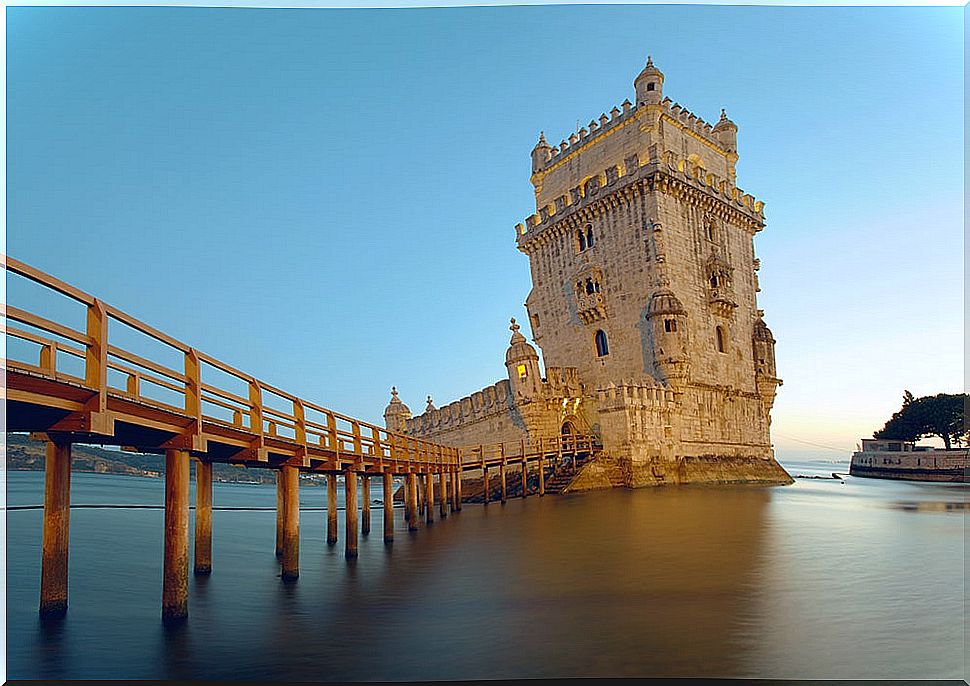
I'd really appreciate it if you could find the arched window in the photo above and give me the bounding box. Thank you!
[710,272,720,289]
[578,230,586,251]
[585,224,595,248]
[594,329,609,357]
[585,278,594,294]
[705,217,717,242]
[715,325,726,353]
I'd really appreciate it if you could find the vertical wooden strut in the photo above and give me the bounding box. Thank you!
[521,458,528,498]
[281,465,300,580]
[345,470,358,560]
[275,471,284,556]
[407,474,419,532]
[538,452,546,497]
[425,472,434,524]
[40,439,71,617]
[417,474,425,516]
[327,473,338,545]
[382,471,394,544]
[361,475,371,536]
[162,449,190,623]
[194,459,212,575]
[500,445,507,504]
[438,469,447,518]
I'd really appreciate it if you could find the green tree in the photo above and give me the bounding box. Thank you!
[874,391,968,449]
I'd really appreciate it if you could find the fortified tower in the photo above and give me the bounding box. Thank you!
[388,57,791,489]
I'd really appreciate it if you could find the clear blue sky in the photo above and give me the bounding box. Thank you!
[7,5,964,457]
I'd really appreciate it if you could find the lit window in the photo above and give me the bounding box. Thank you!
[517,364,528,379]
[595,330,609,357]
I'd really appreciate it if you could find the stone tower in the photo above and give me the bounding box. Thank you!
[514,56,789,486]
[390,56,791,489]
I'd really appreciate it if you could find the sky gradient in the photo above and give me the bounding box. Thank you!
[6,5,964,458]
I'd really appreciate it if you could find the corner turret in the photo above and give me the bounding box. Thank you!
[713,109,738,153]
[383,387,411,433]
[634,55,664,107]
[531,132,552,174]
[752,312,782,414]
[505,318,542,400]
[646,285,690,394]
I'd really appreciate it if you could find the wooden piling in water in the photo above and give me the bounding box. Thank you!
[455,468,462,511]
[275,471,283,557]
[194,459,212,575]
[345,470,358,560]
[383,472,394,543]
[281,464,300,580]
[162,449,190,623]
[500,444,507,504]
[425,472,434,524]
[40,439,71,618]
[418,475,425,516]
[407,474,419,531]
[327,473,338,545]
[439,469,447,518]
[521,458,528,498]
[361,475,371,536]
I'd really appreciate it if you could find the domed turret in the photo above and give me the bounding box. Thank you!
[646,287,689,393]
[752,315,777,378]
[531,131,553,174]
[634,55,664,107]
[383,386,411,433]
[505,318,542,400]
[713,109,738,153]
[752,312,782,415]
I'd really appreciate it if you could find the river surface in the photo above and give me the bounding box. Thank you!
[4,457,966,680]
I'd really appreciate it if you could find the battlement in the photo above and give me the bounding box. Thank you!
[406,379,513,435]
[660,98,720,145]
[516,151,764,243]
[595,379,677,411]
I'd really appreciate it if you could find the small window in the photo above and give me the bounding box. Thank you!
[586,225,595,248]
[516,364,528,379]
[715,325,726,353]
[594,330,609,357]
[585,278,594,295]
[532,313,540,328]
[710,273,720,288]
[664,319,677,333]
[647,82,655,92]
[578,230,586,251]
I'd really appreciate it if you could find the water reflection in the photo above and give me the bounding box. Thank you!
[6,468,966,680]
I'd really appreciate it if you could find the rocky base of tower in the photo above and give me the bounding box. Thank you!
[564,452,793,491]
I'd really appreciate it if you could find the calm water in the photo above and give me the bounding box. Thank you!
[5,458,967,680]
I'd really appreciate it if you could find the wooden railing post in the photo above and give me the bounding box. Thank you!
[82,299,112,435]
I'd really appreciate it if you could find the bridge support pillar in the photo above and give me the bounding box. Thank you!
[194,459,212,575]
[382,472,394,544]
[40,439,72,618]
[482,465,489,505]
[499,462,507,503]
[275,471,283,557]
[281,464,300,580]
[327,473,338,545]
[417,475,425,516]
[162,449,190,624]
[407,474,419,531]
[344,470,358,560]
[521,460,528,498]
[361,475,371,537]
[438,470,447,518]
[425,473,434,524]
[455,470,462,511]
[538,455,545,497]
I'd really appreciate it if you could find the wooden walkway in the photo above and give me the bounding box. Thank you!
[4,256,598,623]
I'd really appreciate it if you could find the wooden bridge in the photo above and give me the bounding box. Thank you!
[4,256,599,623]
